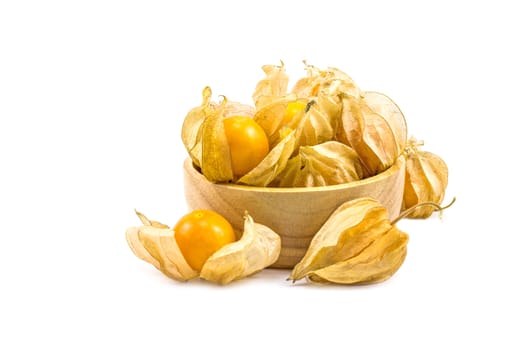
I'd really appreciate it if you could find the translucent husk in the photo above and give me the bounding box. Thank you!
[289,198,394,281]
[126,211,198,281]
[288,94,341,151]
[200,212,281,284]
[252,61,289,109]
[289,197,454,285]
[273,141,364,187]
[200,96,233,183]
[336,94,399,177]
[224,101,256,118]
[402,138,449,218]
[291,61,362,99]
[290,62,324,98]
[245,93,342,186]
[252,88,341,152]
[181,62,410,188]
[363,91,408,154]
[181,86,213,167]
[252,96,297,147]
[126,211,281,284]
[308,226,408,284]
[237,127,297,187]
[181,87,257,183]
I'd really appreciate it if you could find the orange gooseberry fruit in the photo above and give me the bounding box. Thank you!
[173,209,236,271]
[283,100,307,125]
[223,116,269,177]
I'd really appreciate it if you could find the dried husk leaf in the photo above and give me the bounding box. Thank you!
[272,155,302,187]
[126,211,198,281]
[224,101,256,118]
[200,97,234,183]
[181,86,214,167]
[274,141,364,187]
[360,111,399,174]
[289,197,410,285]
[337,94,399,177]
[363,91,407,154]
[289,198,393,280]
[126,226,160,269]
[335,94,363,146]
[237,127,296,187]
[252,96,297,147]
[319,67,362,99]
[402,139,449,218]
[134,209,169,228]
[291,62,362,99]
[289,62,322,98]
[252,61,289,109]
[290,95,341,150]
[200,213,281,284]
[317,91,343,123]
[307,226,408,284]
[252,92,340,156]
[181,87,254,182]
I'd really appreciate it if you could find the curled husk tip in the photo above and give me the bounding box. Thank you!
[200,212,281,284]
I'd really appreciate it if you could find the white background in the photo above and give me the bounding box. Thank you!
[1,1,527,349]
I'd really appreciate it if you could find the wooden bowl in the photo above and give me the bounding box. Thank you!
[183,156,405,268]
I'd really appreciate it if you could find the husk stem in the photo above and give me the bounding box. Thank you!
[305,99,316,113]
[403,137,424,156]
[391,197,456,225]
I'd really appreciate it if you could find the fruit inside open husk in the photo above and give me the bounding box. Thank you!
[181,61,409,188]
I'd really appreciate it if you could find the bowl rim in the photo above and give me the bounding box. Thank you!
[184,155,405,194]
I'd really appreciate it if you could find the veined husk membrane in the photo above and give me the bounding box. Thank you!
[289,198,409,285]
[181,62,409,188]
[126,211,281,284]
[402,138,449,218]
[336,94,400,177]
[126,211,198,282]
[181,86,257,183]
[252,61,289,110]
[200,212,281,284]
[273,141,365,187]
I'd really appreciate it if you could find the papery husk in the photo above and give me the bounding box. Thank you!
[126,211,198,281]
[337,94,399,177]
[288,94,341,150]
[200,212,281,284]
[290,63,324,98]
[363,91,407,154]
[181,88,255,183]
[237,127,297,187]
[289,198,394,281]
[224,101,256,118]
[252,93,339,151]
[252,96,297,148]
[181,86,214,167]
[134,209,170,229]
[248,95,334,187]
[289,195,454,285]
[291,61,362,99]
[273,141,364,187]
[252,61,289,109]
[200,96,234,183]
[307,226,408,284]
[402,138,449,218]
[319,67,362,99]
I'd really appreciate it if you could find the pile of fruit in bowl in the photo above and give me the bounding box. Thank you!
[126,61,451,285]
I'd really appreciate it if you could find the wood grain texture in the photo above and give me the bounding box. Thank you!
[183,156,405,268]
